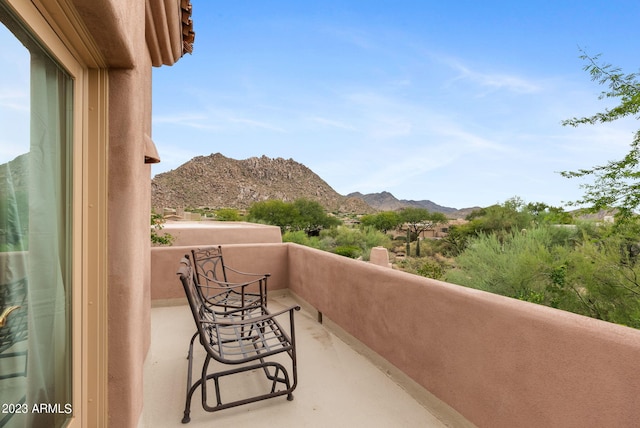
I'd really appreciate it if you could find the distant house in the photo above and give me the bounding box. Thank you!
[0,1,193,426]
[419,218,467,238]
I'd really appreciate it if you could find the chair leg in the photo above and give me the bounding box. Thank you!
[182,332,198,424]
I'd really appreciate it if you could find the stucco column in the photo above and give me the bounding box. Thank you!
[107,64,151,427]
[370,246,391,268]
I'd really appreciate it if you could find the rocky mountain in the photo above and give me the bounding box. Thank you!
[347,191,407,211]
[0,153,29,191]
[348,191,479,219]
[151,153,374,214]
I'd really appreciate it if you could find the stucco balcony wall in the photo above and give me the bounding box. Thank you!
[286,243,640,428]
[158,221,282,246]
[151,243,289,303]
[151,221,286,304]
[150,240,640,427]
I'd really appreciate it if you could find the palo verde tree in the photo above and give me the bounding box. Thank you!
[399,207,447,257]
[248,198,339,233]
[248,199,297,232]
[561,50,640,223]
[359,211,402,233]
[291,198,340,234]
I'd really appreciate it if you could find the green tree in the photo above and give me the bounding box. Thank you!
[360,211,402,233]
[248,198,339,233]
[561,50,640,223]
[525,202,574,225]
[399,207,447,257]
[291,198,340,233]
[248,200,298,232]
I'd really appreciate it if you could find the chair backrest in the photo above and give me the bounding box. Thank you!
[177,255,229,360]
[177,256,211,336]
[191,246,228,285]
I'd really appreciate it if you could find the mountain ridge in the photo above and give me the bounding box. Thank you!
[151,153,478,217]
[347,191,479,218]
[151,153,374,214]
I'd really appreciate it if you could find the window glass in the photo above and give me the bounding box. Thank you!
[0,3,73,426]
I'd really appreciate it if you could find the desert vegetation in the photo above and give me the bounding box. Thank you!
[242,194,640,329]
[440,200,640,328]
[360,198,640,329]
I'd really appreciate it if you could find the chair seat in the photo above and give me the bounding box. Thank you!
[203,289,263,313]
[202,305,293,364]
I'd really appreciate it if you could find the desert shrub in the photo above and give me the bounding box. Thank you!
[561,235,640,328]
[316,235,336,252]
[215,208,241,221]
[331,226,391,260]
[416,259,446,280]
[151,213,173,246]
[282,230,313,246]
[396,256,450,280]
[333,245,361,259]
[362,227,392,251]
[444,223,640,327]
[444,227,569,304]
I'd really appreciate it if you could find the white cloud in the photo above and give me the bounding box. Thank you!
[308,116,356,131]
[369,117,413,139]
[226,116,287,132]
[153,113,219,130]
[440,57,541,94]
[154,110,287,133]
[0,88,28,112]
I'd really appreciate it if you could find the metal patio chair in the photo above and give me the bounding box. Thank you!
[190,246,268,314]
[177,256,299,424]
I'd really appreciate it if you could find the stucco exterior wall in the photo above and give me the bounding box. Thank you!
[107,43,152,428]
[286,244,640,428]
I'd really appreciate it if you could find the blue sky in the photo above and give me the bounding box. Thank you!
[151,1,640,209]
[2,2,639,209]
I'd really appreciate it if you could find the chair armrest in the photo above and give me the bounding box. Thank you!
[224,265,271,278]
[198,273,266,290]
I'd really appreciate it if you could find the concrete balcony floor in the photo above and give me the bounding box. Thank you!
[142,293,469,427]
